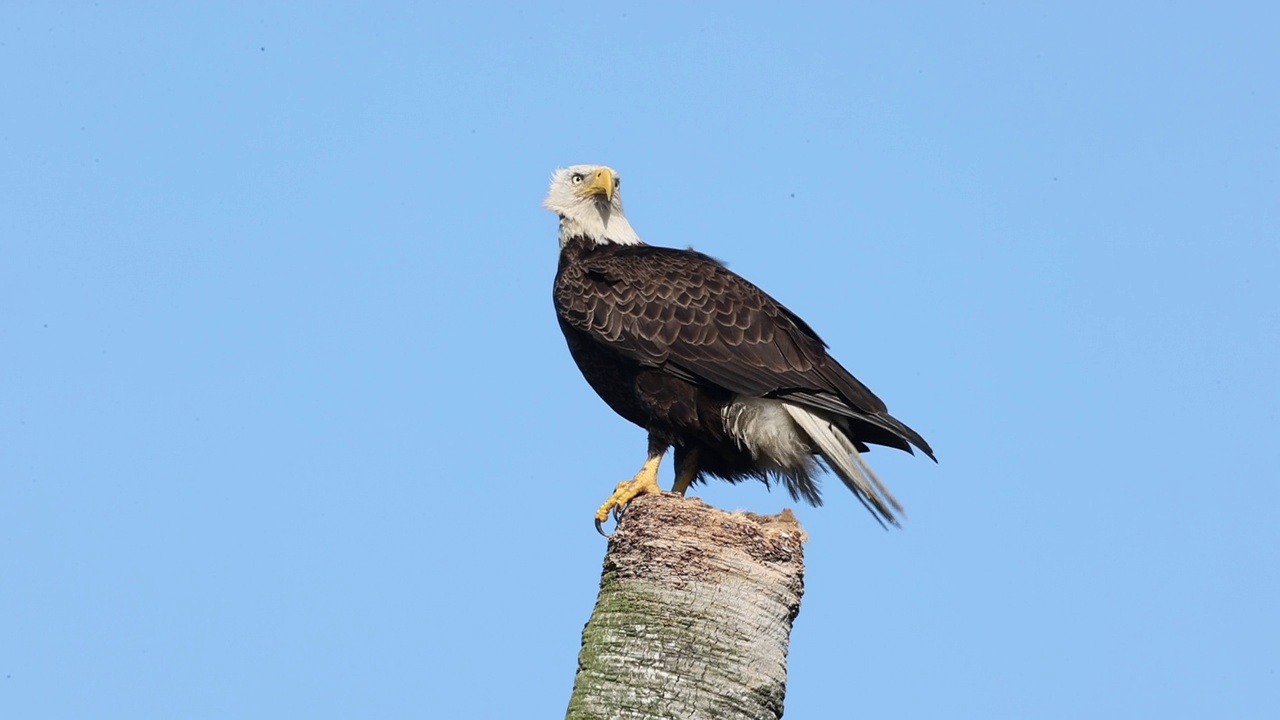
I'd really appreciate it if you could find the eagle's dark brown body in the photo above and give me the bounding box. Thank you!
[554,235,934,509]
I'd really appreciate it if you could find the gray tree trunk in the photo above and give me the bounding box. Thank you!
[565,493,807,720]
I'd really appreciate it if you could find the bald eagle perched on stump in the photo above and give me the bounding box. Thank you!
[547,164,934,533]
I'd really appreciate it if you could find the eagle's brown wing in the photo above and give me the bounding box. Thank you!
[554,244,933,459]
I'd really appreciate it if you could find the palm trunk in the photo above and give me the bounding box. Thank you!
[565,494,807,720]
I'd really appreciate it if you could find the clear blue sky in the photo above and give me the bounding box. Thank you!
[3,4,1277,718]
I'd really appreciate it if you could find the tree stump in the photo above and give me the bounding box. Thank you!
[566,493,807,720]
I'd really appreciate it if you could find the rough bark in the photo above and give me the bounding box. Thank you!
[565,493,807,720]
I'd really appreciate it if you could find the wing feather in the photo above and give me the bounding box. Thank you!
[556,245,933,458]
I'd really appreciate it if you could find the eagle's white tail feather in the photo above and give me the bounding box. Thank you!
[782,403,903,525]
[827,423,898,506]
[850,442,898,505]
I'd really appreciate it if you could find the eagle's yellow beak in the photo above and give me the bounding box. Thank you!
[579,168,614,202]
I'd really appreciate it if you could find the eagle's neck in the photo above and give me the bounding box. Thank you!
[558,207,643,249]
[558,234,626,264]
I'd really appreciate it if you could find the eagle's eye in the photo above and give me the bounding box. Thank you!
[614,177,621,189]
[570,173,585,185]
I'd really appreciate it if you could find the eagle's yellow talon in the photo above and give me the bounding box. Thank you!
[593,457,664,535]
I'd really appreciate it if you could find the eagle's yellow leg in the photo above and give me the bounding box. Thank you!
[671,446,700,496]
[595,441,666,532]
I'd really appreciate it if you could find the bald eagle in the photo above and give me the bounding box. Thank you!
[547,165,934,532]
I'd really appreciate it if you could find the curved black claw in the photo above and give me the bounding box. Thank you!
[613,502,627,523]
[594,516,613,538]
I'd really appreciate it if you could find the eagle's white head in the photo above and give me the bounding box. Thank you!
[544,164,643,248]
